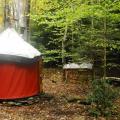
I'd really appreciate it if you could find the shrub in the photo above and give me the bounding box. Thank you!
[88,79,119,118]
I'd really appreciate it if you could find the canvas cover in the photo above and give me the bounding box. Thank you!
[0,62,41,99]
[0,28,41,59]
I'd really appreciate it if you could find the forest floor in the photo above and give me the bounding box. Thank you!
[0,69,120,120]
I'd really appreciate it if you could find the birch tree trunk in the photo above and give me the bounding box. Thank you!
[13,0,30,42]
[3,0,30,42]
[25,0,30,42]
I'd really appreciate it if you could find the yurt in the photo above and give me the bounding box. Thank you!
[0,28,42,99]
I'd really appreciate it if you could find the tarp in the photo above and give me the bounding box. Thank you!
[63,63,80,69]
[0,28,41,59]
[0,62,40,99]
[79,63,93,69]
[63,63,93,69]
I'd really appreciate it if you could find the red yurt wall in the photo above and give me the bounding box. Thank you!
[0,62,41,99]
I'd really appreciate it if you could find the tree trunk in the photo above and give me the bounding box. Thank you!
[3,0,30,42]
[26,0,30,42]
[103,14,107,80]
[62,24,68,65]
[4,0,10,28]
[91,0,95,80]
[0,0,4,31]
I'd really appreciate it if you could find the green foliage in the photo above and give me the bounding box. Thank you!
[30,0,120,67]
[88,79,119,118]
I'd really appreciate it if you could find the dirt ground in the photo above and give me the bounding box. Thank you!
[0,69,120,120]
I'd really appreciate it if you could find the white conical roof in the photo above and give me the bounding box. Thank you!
[0,28,41,59]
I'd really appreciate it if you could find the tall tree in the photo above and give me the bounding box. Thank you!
[3,0,30,41]
[30,0,120,72]
[0,0,4,31]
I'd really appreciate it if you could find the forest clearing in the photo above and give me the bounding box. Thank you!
[0,69,120,120]
[0,0,120,120]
